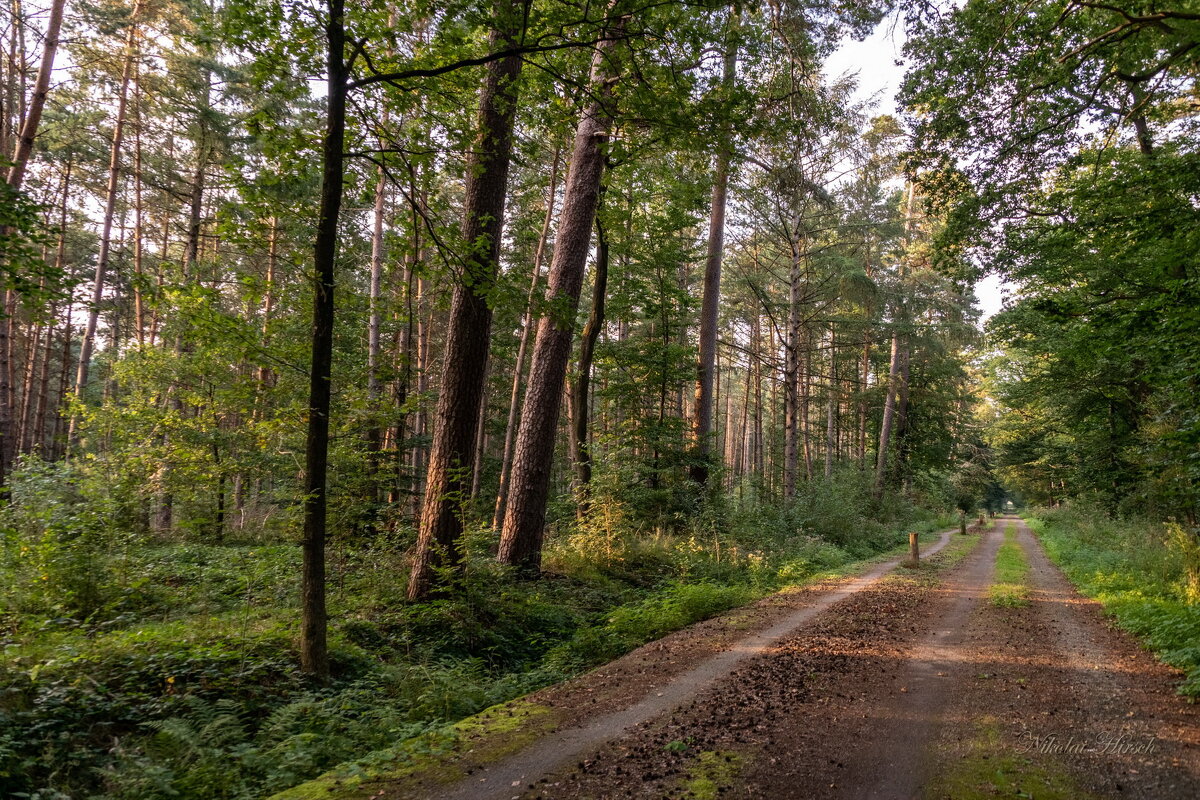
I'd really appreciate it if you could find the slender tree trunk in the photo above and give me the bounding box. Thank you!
[498,15,625,571]
[493,143,560,530]
[132,71,146,345]
[366,156,386,471]
[570,208,608,510]
[299,0,347,679]
[825,325,836,479]
[857,334,869,465]
[5,0,64,189]
[783,240,801,500]
[689,12,736,487]
[407,0,529,600]
[874,186,916,494]
[470,370,489,499]
[66,2,140,451]
[874,325,901,492]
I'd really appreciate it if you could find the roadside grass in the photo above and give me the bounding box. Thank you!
[989,524,1030,607]
[1027,505,1200,697]
[926,717,1097,800]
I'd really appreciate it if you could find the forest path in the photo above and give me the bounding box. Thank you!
[322,518,1200,800]
[398,528,960,800]
[503,517,1200,800]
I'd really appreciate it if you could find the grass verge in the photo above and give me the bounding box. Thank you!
[1026,506,1200,697]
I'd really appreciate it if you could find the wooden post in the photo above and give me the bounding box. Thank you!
[909,531,920,565]
[960,513,967,535]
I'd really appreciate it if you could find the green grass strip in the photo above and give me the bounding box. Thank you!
[989,524,1030,607]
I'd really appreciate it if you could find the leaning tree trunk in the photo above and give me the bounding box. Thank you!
[689,12,737,487]
[5,0,65,190]
[299,0,347,679]
[569,208,609,512]
[498,14,626,572]
[66,4,140,450]
[407,0,529,601]
[493,143,561,530]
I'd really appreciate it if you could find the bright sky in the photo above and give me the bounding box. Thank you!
[825,15,1009,326]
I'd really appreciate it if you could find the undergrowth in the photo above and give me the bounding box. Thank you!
[0,461,955,800]
[1028,505,1200,697]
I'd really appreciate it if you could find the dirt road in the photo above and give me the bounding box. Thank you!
[289,519,1200,799]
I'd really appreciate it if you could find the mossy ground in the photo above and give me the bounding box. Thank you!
[677,750,745,799]
[926,717,1095,800]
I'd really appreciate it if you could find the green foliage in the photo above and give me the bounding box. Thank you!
[1030,506,1200,696]
[0,466,951,798]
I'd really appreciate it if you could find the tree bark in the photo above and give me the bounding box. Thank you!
[570,208,608,508]
[366,143,387,473]
[299,0,347,679]
[407,0,528,600]
[498,14,625,571]
[493,143,561,530]
[783,239,801,500]
[825,324,836,479]
[689,12,736,487]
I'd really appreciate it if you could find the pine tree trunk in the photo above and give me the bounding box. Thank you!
[299,0,347,679]
[407,0,528,600]
[875,186,916,493]
[5,0,64,190]
[689,14,736,487]
[874,327,901,492]
[783,241,801,500]
[498,15,626,572]
[67,3,140,450]
[825,325,836,479]
[493,143,560,530]
[570,209,608,509]
[366,159,386,476]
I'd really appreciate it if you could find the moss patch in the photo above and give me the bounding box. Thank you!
[926,717,1095,800]
[678,750,745,799]
[268,699,556,800]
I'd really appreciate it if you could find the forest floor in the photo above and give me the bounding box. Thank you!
[277,517,1200,800]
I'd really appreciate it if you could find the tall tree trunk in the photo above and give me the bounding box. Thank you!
[874,186,915,494]
[5,0,63,189]
[857,334,869,466]
[366,153,386,475]
[66,1,140,451]
[493,143,560,530]
[498,14,625,571]
[689,12,736,487]
[874,323,901,492]
[783,239,801,500]
[407,0,528,600]
[825,324,836,479]
[299,0,347,679]
[570,208,608,511]
[132,70,146,345]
